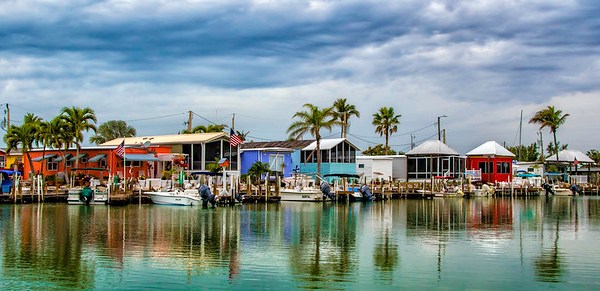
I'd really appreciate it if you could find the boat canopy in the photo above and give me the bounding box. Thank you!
[0,169,21,175]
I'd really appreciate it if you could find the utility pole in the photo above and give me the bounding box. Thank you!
[187,111,193,132]
[442,129,446,144]
[411,134,415,150]
[437,115,447,141]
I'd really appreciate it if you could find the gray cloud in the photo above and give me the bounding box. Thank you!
[1,0,599,153]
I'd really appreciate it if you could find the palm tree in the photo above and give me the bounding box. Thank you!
[181,124,226,134]
[247,161,270,184]
[372,107,401,153]
[287,103,338,176]
[235,130,250,142]
[4,113,41,177]
[60,106,97,168]
[332,98,360,138]
[529,106,569,163]
[90,120,136,145]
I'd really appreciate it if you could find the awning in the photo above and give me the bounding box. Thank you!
[69,154,88,162]
[32,154,56,162]
[88,154,107,162]
[54,154,72,162]
[125,154,159,162]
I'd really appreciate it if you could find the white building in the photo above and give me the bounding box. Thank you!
[356,155,407,182]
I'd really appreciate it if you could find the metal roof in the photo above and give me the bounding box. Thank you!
[466,141,515,157]
[241,140,315,150]
[546,150,594,163]
[101,132,228,146]
[302,138,361,151]
[406,140,459,156]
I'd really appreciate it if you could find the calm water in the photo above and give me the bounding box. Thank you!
[1,197,600,290]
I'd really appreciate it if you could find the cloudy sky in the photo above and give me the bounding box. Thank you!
[1,0,599,154]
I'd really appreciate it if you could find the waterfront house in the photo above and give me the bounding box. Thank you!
[240,140,314,177]
[546,149,595,183]
[102,132,234,173]
[466,141,515,184]
[300,138,360,179]
[356,155,407,182]
[405,140,464,181]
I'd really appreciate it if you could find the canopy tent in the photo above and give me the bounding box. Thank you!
[88,154,107,162]
[32,154,56,162]
[125,154,159,162]
[546,150,594,164]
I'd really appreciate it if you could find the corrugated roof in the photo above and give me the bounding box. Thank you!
[302,138,361,151]
[546,150,594,163]
[406,140,459,156]
[101,132,228,146]
[241,140,315,150]
[466,141,515,157]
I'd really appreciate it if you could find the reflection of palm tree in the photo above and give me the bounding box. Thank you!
[373,228,399,281]
[533,217,564,282]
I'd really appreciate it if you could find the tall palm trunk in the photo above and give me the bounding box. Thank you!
[316,137,322,177]
[553,130,559,163]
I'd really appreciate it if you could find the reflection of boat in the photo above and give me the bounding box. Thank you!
[67,185,109,205]
[145,189,202,206]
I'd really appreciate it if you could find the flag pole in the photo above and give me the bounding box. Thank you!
[230,113,235,172]
[123,141,127,192]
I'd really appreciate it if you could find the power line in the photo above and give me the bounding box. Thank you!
[125,112,187,122]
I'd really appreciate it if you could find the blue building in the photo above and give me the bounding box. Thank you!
[240,140,314,177]
[299,138,360,179]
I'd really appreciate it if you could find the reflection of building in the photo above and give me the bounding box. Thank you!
[406,140,464,181]
[466,141,515,183]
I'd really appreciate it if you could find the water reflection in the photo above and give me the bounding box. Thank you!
[0,197,599,288]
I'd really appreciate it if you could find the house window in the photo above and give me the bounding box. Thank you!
[269,154,284,172]
[497,162,510,174]
[47,158,58,171]
[358,164,365,169]
[98,159,107,168]
[125,161,142,167]
[0,156,4,168]
[478,162,494,173]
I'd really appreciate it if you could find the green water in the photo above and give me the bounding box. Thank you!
[1,197,599,290]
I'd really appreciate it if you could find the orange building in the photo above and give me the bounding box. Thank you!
[22,132,234,181]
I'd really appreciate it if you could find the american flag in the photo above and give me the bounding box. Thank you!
[115,140,125,157]
[229,129,243,147]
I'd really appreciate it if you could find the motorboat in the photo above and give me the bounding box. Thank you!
[67,185,109,205]
[280,187,324,202]
[145,188,202,206]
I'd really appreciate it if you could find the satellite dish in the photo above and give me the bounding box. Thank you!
[142,141,151,148]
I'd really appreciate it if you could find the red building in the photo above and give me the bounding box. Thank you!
[26,145,172,181]
[466,141,515,184]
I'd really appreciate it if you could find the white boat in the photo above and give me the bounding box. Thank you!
[67,186,108,205]
[280,187,324,202]
[145,189,202,206]
[552,186,575,196]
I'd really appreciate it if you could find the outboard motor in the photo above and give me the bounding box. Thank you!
[320,182,336,201]
[570,184,583,195]
[80,186,94,205]
[199,185,217,207]
[359,184,374,201]
[542,182,554,196]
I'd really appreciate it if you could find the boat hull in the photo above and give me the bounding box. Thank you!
[280,189,324,202]
[146,191,202,206]
[67,188,108,205]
